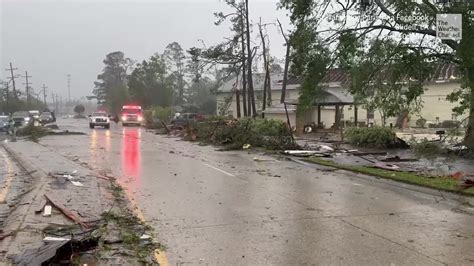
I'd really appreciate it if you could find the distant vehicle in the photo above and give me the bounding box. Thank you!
[12,111,32,127]
[170,113,205,129]
[43,109,56,122]
[29,110,40,120]
[89,111,110,129]
[39,112,54,124]
[121,105,143,126]
[0,116,12,132]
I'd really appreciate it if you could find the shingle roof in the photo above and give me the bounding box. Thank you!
[319,63,460,84]
[217,63,460,93]
[218,73,300,93]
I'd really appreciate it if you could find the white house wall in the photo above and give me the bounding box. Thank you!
[217,82,464,128]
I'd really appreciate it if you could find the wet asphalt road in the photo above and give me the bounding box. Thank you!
[37,119,474,265]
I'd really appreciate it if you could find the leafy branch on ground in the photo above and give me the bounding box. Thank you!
[16,124,50,142]
[190,117,298,150]
[344,127,397,149]
[410,138,445,160]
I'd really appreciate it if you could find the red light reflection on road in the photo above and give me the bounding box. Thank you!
[122,128,141,189]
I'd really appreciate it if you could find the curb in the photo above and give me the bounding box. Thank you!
[291,157,474,207]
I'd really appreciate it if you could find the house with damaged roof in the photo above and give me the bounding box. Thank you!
[215,63,465,130]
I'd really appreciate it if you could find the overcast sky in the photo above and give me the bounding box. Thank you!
[1,0,291,101]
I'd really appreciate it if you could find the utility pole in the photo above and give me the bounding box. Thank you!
[55,94,59,115]
[23,71,32,109]
[42,84,48,105]
[67,74,71,103]
[51,92,55,110]
[5,63,18,100]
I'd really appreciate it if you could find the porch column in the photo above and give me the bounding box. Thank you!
[335,104,340,129]
[354,105,358,127]
[317,105,321,127]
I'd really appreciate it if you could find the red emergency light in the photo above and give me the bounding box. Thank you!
[122,105,141,110]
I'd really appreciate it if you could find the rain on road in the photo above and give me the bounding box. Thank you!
[36,119,474,265]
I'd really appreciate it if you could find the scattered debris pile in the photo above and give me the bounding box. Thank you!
[163,117,299,151]
[16,123,85,141]
[3,169,160,265]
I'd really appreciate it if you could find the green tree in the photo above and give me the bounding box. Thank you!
[93,51,132,114]
[164,42,187,105]
[74,104,85,115]
[186,77,217,115]
[128,55,174,108]
[281,0,474,148]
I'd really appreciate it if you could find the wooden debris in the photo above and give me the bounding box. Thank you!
[44,194,90,229]
[0,231,15,240]
[35,198,48,214]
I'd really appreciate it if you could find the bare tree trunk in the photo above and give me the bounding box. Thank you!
[465,67,474,150]
[240,14,248,117]
[266,65,272,107]
[235,70,241,118]
[259,18,268,118]
[281,44,290,104]
[278,19,290,104]
[245,0,256,117]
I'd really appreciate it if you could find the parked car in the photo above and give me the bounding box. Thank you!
[39,112,54,124]
[170,113,205,129]
[0,116,12,132]
[12,111,32,127]
[89,112,111,129]
[29,110,40,120]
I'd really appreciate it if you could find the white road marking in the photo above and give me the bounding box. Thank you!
[203,163,235,177]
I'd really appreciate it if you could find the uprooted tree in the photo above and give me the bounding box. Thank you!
[280,0,474,149]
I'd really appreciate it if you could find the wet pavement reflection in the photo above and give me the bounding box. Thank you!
[121,127,141,189]
[36,119,474,265]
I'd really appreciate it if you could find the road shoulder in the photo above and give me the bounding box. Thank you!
[0,140,162,265]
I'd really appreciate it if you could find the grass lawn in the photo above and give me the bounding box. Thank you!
[304,157,474,196]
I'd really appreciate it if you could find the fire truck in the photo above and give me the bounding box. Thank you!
[121,105,143,126]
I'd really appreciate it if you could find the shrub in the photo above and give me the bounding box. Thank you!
[345,127,397,149]
[415,118,427,128]
[440,120,460,129]
[153,106,173,122]
[143,106,173,128]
